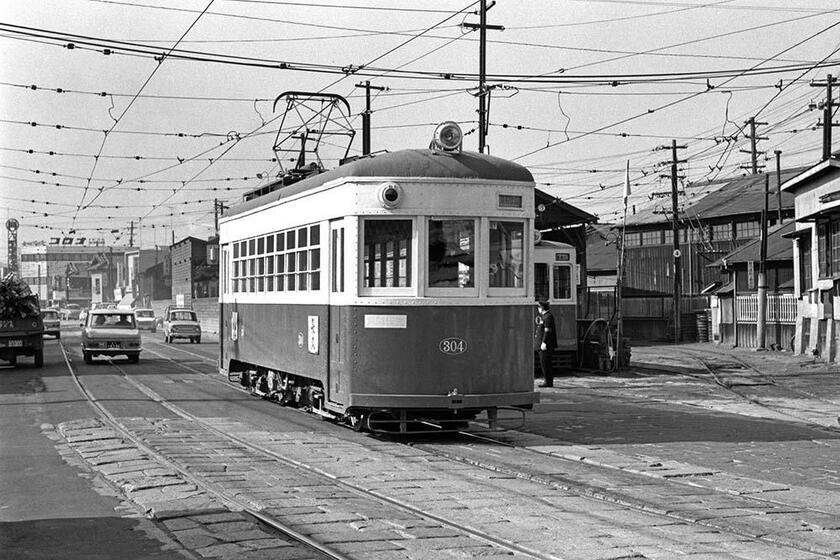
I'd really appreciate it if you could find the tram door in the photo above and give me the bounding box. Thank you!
[327,220,346,405]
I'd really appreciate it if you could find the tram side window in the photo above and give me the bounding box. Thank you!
[428,219,475,288]
[363,220,412,288]
[553,264,572,300]
[488,221,524,288]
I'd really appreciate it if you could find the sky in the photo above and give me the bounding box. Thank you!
[2,0,839,262]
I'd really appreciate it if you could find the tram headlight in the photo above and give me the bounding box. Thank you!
[430,121,463,152]
[377,182,403,209]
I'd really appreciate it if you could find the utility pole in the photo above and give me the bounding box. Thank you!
[740,117,768,174]
[462,0,503,153]
[213,199,229,237]
[128,221,135,247]
[355,81,387,155]
[775,150,783,225]
[811,74,838,160]
[756,174,769,350]
[660,140,687,344]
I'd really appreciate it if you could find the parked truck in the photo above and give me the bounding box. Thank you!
[0,274,45,367]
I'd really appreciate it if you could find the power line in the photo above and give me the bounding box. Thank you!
[4,23,840,84]
[72,0,217,225]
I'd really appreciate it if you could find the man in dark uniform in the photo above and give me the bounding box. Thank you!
[535,300,557,387]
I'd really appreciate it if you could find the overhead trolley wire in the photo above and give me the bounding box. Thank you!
[2,23,839,85]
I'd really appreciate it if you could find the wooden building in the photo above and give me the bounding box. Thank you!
[779,157,840,361]
[620,169,802,298]
[708,221,796,348]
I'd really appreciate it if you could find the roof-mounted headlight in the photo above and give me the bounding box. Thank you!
[430,121,463,152]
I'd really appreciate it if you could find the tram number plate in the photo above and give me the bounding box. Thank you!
[107,342,121,349]
[6,339,23,347]
[439,337,467,355]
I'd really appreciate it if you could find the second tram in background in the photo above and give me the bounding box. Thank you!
[534,239,579,369]
[218,121,540,432]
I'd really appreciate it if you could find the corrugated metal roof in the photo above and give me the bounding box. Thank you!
[710,221,795,266]
[535,189,597,229]
[226,149,534,217]
[623,167,806,227]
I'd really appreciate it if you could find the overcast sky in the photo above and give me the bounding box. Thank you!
[2,0,839,260]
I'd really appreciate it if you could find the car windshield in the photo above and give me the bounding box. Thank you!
[170,311,197,322]
[90,313,136,329]
[135,310,154,318]
[41,311,59,319]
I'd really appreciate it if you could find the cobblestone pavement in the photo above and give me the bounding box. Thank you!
[9,338,840,559]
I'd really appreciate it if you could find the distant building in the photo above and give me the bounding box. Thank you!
[171,236,218,306]
[122,247,171,307]
[708,221,796,347]
[19,242,126,306]
[620,169,802,297]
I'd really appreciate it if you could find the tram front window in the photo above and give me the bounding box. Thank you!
[489,221,524,288]
[428,219,475,288]
[363,219,412,288]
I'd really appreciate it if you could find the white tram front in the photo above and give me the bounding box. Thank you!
[219,122,540,431]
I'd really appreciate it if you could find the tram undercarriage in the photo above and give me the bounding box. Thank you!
[230,364,526,434]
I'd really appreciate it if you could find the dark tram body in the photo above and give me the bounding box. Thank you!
[218,123,539,431]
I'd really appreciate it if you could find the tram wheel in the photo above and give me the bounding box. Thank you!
[348,414,367,432]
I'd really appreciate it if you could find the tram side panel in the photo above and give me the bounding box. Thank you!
[221,302,329,384]
[221,301,535,411]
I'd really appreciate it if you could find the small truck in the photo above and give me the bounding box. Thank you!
[0,275,45,367]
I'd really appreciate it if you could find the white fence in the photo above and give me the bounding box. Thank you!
[735,294,797,323]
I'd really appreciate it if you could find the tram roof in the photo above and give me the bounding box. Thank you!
[227,148,534,217]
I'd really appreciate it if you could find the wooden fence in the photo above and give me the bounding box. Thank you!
[579,290,708,321]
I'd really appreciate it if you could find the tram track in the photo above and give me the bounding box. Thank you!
[57,339,564,560]
[403,428,840,558]
[54,335,840,558]
[57,341,352,560]
[669,347,840,431]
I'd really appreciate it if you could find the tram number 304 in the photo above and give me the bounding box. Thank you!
[439,337,467,355]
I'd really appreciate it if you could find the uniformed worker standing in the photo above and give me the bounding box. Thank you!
[535,300,557,387]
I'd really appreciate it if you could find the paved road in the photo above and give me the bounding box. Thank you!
[0,333,189,560]
[2,328,839,559]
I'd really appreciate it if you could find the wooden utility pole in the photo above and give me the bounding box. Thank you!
[756,174,769,350]
[128,220,135,247]
[213,199,228,236]
[355,81,387,155]
[668,140,687,343]
[811,74,837,160]
[462,0,503,153]
[740,117,767,174]
[775,150,783,225]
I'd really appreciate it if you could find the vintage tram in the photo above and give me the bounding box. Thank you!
[218,122,540,432]
[533,239,579,369]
